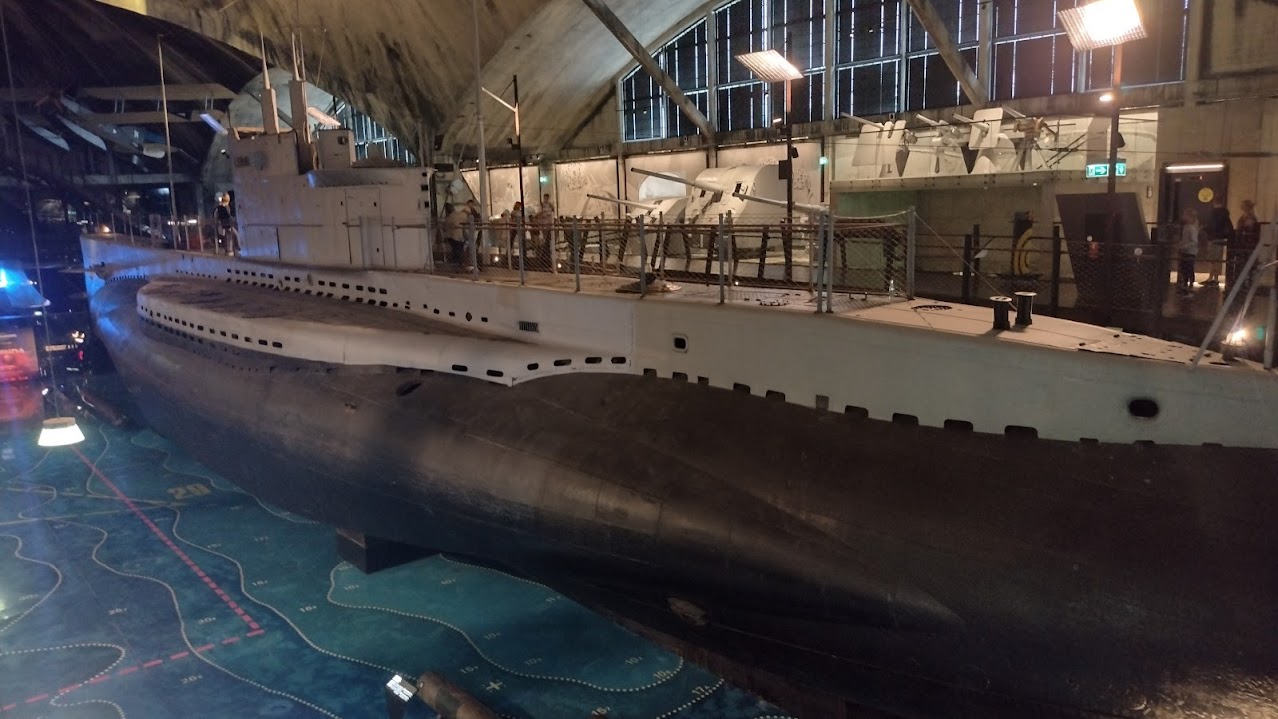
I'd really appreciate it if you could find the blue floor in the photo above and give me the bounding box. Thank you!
[0,420,795,719]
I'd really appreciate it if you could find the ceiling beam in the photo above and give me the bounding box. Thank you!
[581,0,716,147]
[79,83,236,102]
[79,111,198,125]
[905,0,988,105]
[0,173,193,188]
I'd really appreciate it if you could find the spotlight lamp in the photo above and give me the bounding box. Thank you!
[1057,0,1147,51]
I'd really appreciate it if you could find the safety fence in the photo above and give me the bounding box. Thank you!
[446,211,916,311]
[87,210,237,255]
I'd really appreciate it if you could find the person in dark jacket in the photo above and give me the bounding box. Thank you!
[1204,197,1233,286]
[1228,199,1260,293]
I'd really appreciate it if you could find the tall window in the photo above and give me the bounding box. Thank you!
[619,0,1190,143]
[621,20,709,141]
[333,101,416,164]
[835,0,902,117]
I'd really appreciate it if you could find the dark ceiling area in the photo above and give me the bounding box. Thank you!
[0,0,260,259]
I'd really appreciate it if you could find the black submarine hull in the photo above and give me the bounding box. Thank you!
[93,278,1278,718]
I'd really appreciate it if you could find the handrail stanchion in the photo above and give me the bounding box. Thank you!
[1265,262,1276,370]
[638,216,647,298]
[572,218,581,293]
[814,217,825,313]
[717,214,726,305]
[597,218,605,272]
[1050,223,1062,316]
[826,215,835,312]
[517,216,526,285]
[468,215,479,281]
[961,232,974,304]
[906,206,917,299]
[550,220,558,275]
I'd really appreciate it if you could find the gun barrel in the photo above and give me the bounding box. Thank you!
[730,191,830,217]
[585,194,659,211]
[630,167,725,194]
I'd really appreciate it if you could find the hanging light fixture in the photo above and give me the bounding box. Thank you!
[2,4,84,447]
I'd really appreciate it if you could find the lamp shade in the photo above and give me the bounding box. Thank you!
[38,416,85,447]
[1058,0,1147,51]
[735,50,802,83]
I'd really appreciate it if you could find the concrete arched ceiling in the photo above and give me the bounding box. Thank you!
[126,0,708,158]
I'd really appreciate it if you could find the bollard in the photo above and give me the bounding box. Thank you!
[1014,291,1036,327]
[991,295,1013,330]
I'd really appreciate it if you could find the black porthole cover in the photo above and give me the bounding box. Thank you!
[1128,398,1159,419]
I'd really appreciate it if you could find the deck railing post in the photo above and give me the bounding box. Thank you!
[468,214,479,281]
[637,216,647,298]
[815,216,826,313]
[826,215,835,311]
[906,207,917,300]
[1265,260,1276,369]
[517,216,526,285]
[961,232,974,304]
[572,218,581,293]
[598,218,605,272]
[717,214,726,305]
[1050,223,1062,316]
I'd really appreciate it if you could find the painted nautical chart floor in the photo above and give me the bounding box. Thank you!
[0,418,794,719]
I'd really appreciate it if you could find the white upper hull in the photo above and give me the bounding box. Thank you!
[83,236,1278,449]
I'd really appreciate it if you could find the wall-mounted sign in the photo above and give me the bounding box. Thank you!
[1085,162,1127,178]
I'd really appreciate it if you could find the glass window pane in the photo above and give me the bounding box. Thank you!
[717,0,768,85]
[717,82,769,131]
[770,72,824,124]
[622,69,663,142]
[772,0,826,71]
[908,0,980,51]
[838,0,902,63]
[667,91,710,137]
[905,49,974,110]
[1109,0,1188,86]
[837,61,899,117]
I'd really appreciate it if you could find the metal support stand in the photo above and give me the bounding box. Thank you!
[572,218,581,293]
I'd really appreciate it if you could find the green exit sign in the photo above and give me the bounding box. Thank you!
[1086,161,1127,178]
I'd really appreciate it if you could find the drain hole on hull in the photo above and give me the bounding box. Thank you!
[1128,398,1159,419]
[610,357,625,364]
[451,364,468,373]
[527,363,540,371]
[486,369,504,378]
[585,357,602,364]
[553,359,571,367]
[395,381,422,397]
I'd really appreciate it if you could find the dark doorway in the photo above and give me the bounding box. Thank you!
[1159,164,1228,227]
